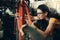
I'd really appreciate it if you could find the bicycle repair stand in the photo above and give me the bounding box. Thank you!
[15,0,32,40]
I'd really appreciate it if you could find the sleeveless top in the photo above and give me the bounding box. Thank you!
[34,19,48,31]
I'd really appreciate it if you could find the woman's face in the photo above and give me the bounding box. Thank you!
[37,9,48,20]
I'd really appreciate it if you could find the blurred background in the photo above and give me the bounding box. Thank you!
[0,0,60,40]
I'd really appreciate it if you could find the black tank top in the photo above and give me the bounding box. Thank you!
[34,19,48,31]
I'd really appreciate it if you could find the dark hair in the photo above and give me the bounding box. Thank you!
[37,4,50,13]
[37,4,50,17]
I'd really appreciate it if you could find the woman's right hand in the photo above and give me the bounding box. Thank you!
[20,24,27,36]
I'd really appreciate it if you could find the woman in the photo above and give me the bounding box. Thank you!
[20,4,60,40]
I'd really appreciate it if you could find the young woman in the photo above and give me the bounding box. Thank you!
[20,4,60,40]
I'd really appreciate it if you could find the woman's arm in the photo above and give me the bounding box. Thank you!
[31,18,56,37]
[20,24,27,36]
[36,23,54,37]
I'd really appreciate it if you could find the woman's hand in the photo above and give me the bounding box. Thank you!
[25,19,37,29]
[20,24,27,36]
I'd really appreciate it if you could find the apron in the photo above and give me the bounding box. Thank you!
[23,19,53,40]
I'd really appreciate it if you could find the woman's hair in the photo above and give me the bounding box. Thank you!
[37,4,50,13]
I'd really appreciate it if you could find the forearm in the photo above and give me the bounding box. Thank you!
[30,24,47,37]
[36,28,47,37]
[31,23,53,37]
[20,24,27,36]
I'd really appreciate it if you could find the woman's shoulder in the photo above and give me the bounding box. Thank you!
[50,18,57,21]
[49,18,57,24]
